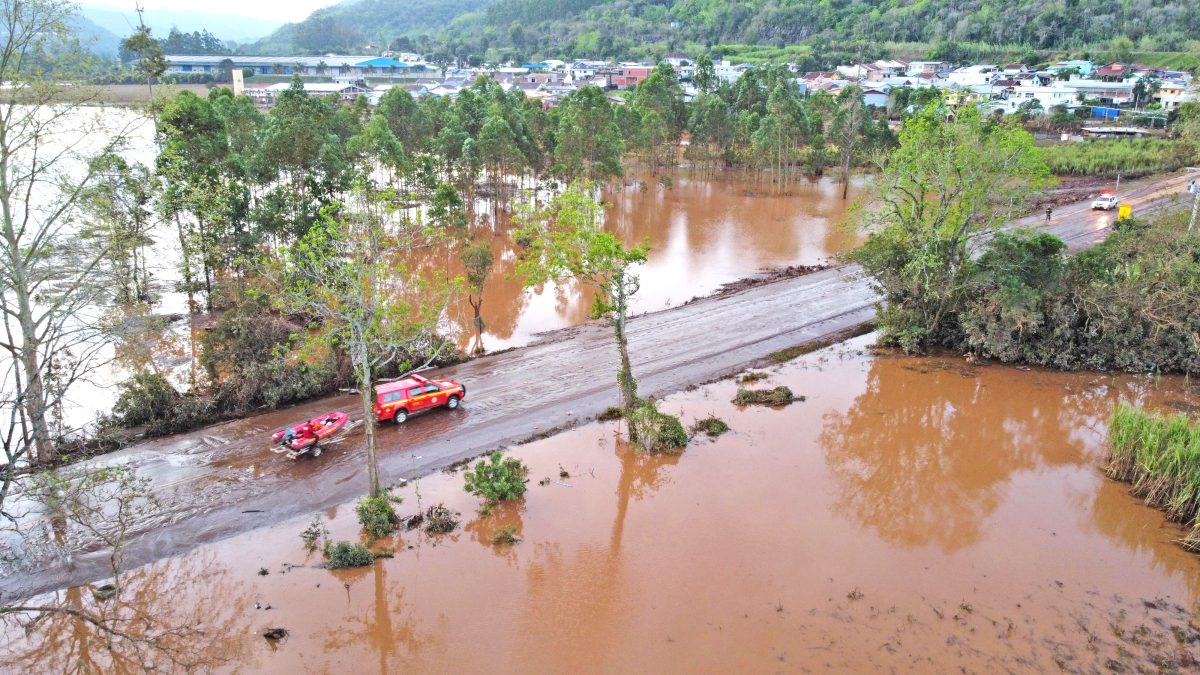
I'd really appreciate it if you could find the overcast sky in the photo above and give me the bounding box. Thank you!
[79,0,332,23]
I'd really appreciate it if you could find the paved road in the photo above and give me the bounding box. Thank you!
[4,173,1191,599]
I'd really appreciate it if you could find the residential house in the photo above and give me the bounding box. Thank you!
[1047,60,1095,77]
[609,64,653,89]
[1155,80,1199,110]
[906,61,952,77]
[946,65,999,87]
[664,52,695,80]
[995,83,1077,114]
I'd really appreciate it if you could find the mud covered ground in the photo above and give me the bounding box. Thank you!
[5,336,1200,672]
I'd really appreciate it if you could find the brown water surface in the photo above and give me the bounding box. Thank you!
[448,171,865,351]
[7,336,1200,672]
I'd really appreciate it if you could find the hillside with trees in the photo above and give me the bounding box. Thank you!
[252,0,1200,62]
[252,0,498,54]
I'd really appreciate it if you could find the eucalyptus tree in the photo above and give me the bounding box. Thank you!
[514,181,647,417]
[552,85,624,182]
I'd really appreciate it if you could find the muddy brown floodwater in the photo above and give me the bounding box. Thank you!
[442,171,866,351]
[7,335,1200,673]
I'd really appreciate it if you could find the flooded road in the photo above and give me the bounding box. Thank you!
[6,336,1200,672]
[2,172,1190,602]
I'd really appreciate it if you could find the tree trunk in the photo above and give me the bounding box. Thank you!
[613,283,637,419]
[175,213,197,314]
[360,377,381,498]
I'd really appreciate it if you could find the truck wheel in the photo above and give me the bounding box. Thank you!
[394,409,408,424]
[447,395,459,409]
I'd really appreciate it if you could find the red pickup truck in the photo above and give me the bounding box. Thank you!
[373,373,466,424]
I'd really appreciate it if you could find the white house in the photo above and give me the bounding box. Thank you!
[996,83,1078,114]
[567,60,609,82]
[714,60,749,83]
[947,65,999,87]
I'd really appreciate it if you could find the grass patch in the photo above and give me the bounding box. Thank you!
[492,524,521,545]
[734,386,798,406]
[324,541,376,568]
[598,406,624,421]
[691,415,730,437]
[629,399,689,453]
[1106,402,1200,550]
[1040,139,1191,179]
[738,371,769,383]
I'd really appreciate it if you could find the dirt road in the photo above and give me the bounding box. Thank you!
[4,173,1191,600]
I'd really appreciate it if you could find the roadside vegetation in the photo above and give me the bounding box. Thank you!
[462,452,529,507]
[1107,403,1200,550]
[852,101,1200,375]
[1040,139,1193,178]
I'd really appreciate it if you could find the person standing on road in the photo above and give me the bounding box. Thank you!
[1045,207,1052,223]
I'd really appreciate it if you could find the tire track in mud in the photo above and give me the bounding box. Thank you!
[3,173,1191,600]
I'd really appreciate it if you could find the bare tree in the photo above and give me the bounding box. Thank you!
[0,465,209,670]
[0,0,145,467]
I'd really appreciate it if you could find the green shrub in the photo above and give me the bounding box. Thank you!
[113,371,179,427]
[598,406,624,421]
[492,524,521,545]
[324,541,375,568]
[738,371,768,383]
[734,386,796,406]
[463,452,529,504]
[628,399,688,453]
[355,495,398,540]
[691,415,730,437]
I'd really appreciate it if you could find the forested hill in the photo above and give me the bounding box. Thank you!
[254,0,1200,59]
[252,0,497,54]
[446,0,1199,59]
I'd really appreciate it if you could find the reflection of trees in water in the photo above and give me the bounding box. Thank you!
[819,359,1091,552]
[320,561,435,673]
[1082,479,1200,600]
[513,437,680,662]
[464,499,526,564]
[0,550,246,672]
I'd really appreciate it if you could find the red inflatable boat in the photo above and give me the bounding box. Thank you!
[272,411,349,452]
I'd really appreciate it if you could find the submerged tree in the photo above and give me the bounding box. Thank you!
[849,103,1051,352]
[461,242,494,355]
[513,181,647,417]
[276,185,461,497]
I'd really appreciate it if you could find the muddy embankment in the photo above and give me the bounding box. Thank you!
[1,172,1192,603]
[5,336,1200,672]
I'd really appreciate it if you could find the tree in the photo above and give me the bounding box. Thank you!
[552,85,623,182]
[626,62,685,171]
[0,0,143,465]
[1106,36,1135,65]
[275,186,461,497]
[849,103,1051,352]
[461,242,494,355]
[831,85,868,199]
[120,6,167,100]
[514,181,647,416]
[694,54,717,95]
